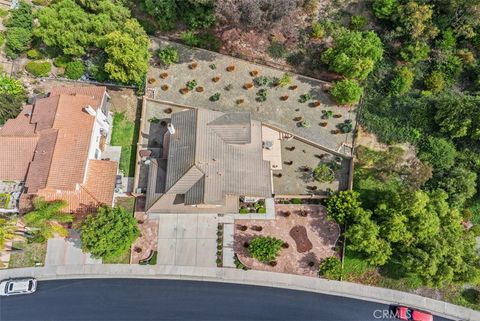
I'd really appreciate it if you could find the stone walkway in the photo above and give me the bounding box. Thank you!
[156,214,218,267]
[131,212,159,264]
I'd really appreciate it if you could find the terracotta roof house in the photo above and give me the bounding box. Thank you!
[0,85,117,214]
[145,109,273,214]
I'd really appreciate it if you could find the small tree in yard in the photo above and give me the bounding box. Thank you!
[157,46,179,66]
[24,198,72,243]
[331,79,363,105]
[64,60,85,80]
[80,206,139,260]
[248,236,283,263]
[326,190,362,225]
[313,164,335,183]
[319,256,342,280]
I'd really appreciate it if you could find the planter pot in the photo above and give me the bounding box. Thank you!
[333,114,342,118]
[212,76,220,82]
[160,73,168,79]
[308,261,315,267]
[312,101,321,107]
[280,95,289,101]
[283,211,291,217]
[331,129,340,135]
[284,160,293,165]
[243,241,250,248]
[226,65,235,72]
[319,122,328,127]
[244,83,254,89]
[236,99,244,104]
[164,108,172,114]
[180,88,189,95]
[269,261,277,267]
[238,225,248,231]
[161,85,169,91]
[274,173,283,178]
[148,78,156,84]
[289,85,298,90]
[294,116,303,121]
[250,70,259,76]
[189,63,198,69]
[282,242,289,249]
[195,86,204,92]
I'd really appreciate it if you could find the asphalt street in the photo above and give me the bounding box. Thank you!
[0,279,454,321]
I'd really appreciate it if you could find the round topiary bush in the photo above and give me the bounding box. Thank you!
[248,236,283,263]
[64,60,85,80]
[25,61,52,77]
[27,49,42,60]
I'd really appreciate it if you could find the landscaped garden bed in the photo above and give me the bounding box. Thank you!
[234,204,340,276]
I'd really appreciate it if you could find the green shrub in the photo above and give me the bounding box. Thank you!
[424,70,446,93]
[291,198,302,204]
[349,15,367,31]
[278,73,292,87]
[470,225,480,237]
[313,164,335,182]
[0,32,4,47]
[181,31,221,51]
[53,56,71,68]
[157,46,179,66]
[239,207,249,214]
[331,79,363,104]
[64,60,85,79]
[389,66,414,95]
[248,236,283,263]
[210,92,221,102]
[25,61,51,77]
[311,22,325,39]
[26,48,42,59]
[372,0,398,19]
[6,27,32,55]
[319,256,342,280]
[257,207,266,214]
[0,8,8,17]
[267,41,286,59]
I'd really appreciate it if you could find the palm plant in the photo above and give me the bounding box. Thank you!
[0,216,18,248]
[24,198,72,243]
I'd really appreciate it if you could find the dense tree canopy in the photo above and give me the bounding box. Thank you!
[80,206,139,260]
[322,28,383,80]
[34,0,149,85]
[0,75,26,125]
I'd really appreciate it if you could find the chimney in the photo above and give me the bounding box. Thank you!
[84,105,96,116]
[167,123,175,134]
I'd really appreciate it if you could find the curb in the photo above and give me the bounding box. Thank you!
[1,265,477,320]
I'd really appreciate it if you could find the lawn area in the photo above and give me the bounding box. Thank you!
[8,241,47,268]
[103,248,131,264]
[110,112,139,177]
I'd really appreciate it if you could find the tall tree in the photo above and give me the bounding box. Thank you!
[103,19,150,84]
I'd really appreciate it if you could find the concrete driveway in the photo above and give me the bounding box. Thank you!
[45,231,101,266]
[157,214,217,267]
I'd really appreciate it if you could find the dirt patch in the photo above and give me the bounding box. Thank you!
[289,225,312,253]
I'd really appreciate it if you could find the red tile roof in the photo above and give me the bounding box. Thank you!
[0,136,38,180]
[0,85,117,214]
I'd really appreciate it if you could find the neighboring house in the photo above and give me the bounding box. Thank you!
[146,109,273,214]
[0,85,117,214]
